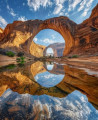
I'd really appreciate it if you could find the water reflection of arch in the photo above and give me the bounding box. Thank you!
[31,62,98,109]
[44,62,65,75]
[0,62,98,109]
[0,62,68,98]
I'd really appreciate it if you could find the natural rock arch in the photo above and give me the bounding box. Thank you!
[0,4,97,56]
[43,43,65,57]
[0,16,76,56]
[26,17,76,56]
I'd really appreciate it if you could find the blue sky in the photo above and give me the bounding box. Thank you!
[0,0,97,46]
[33,29,65,46]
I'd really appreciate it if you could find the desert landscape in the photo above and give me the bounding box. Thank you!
[0,1,98,120]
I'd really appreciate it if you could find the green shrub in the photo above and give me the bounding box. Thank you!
[21,56,25,61]
[16,58,21,62]
[72,55,79,58]
[6,51,15,57]
[6,64,16,69]
[16,56,25,64]
[0,64,16,72]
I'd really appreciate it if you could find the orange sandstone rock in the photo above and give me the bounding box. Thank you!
[0,4,97,56]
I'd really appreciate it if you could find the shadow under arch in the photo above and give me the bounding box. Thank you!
[20,17,76,56]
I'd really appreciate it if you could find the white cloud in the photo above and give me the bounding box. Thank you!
[42,74,55,79]
[27,0,66,15]
[27,0,52,11]
[18,16,27,21]
[53,4,63,14]
[68,0,82,12]
[78,0,87,12]
[87,0,94,7]
[65,12,69,16]
[0,16,8,28]
[51,35,55,39]
[78,0,94,12]
[26,0,94,18]
[53,0,66,15]
[35,76,39,80]
[59,12,64,16]
[55,0,66,4]
[7,5,16,17]
[33,37,38,42]
[82,10,88,17]
[41,38,55,44]
[81,0,94,17]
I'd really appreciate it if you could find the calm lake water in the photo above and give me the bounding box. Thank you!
[0,61,98,120]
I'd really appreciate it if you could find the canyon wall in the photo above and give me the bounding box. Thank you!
[72,4,98,56]
[0,28,3,33]
[30,41,46,57]
[0,4,97,56]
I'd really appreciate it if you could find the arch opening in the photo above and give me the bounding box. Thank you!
[30,29,65,57]
[46,48,54,57]
[34,62,65,88]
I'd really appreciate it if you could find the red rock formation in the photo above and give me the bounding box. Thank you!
[30,41,46,57]
[0,4,97,56]
[72,4,98,56]
[0,27,3,33]
[82,4,98,28]
[0,17,76,56]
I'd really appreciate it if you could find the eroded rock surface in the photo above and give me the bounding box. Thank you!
[0,4,97,56]
[30,41,46,57]
[0,27,3,33]
[72,4,98,56]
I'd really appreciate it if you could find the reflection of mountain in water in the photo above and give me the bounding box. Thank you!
[0,89,98,120]
[0,61,98,110]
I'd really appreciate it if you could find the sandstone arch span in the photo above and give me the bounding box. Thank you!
[43,43,65,57]
[0,4,97,56]
[28,17,76,56]
[0,16,76,56]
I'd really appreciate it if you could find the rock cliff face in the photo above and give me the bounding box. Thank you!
[0,17,76,56]
[0,4,97,56]
[30,41,46,57]
[0,28,3,33]
[72,4,98,56]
